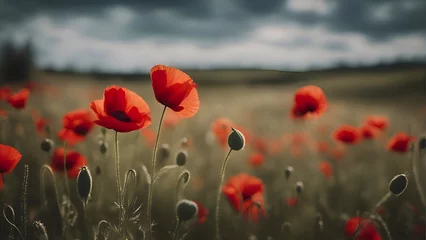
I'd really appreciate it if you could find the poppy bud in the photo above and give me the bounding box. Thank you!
[419,136,426,150]
[389,174,408,196]
[228,127,245,151]
[77,166,93,205]
[181,137,189,148]
[176,150,188,166]
[33,221,48,240]
[296,181,304,194]
[158,144,170,160]
[40,138,54,152]
[285,166,294,180]
[99,140,108,154]
[176,199,198,222]
[100,127,107,136]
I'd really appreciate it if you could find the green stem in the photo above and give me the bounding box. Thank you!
[114,131,123,239]
[63,141,70,197]
[172,221,181,240]
[412,146,426,208]
[147,106,167,240]
[215,149,233,240]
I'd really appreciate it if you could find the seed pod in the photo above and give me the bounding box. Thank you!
[40,138,54,152]
[389,174,408,196]
[296,181,304,194]
[77,166,93,205]
[176,199,198,222]
[99,140,108,154]
[285,166,294,180]
[158,144,170,160]
[228,127,245,151]
[33,221,48,240]
[176,150,188,166]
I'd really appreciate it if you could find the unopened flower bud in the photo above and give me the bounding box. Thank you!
[296,181,304,194]
[389,174,408,196]
[176,150,188,166]
[285,166,294,180]
[40,138,54,152]
[176,199,198,222]
[33,221,48,240]
[228,127,245,151]
[99,140,108,154]
[158,144,170,160]
[77,166,93,205]
[181,137,189,148]
[95,165,101,176]
[419,136,426,150]
[100,128,107,136]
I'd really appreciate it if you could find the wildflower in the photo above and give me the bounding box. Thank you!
[58,109,94,146]
[344,217,382,240]
[387,132,415,153]
[365,116,389,131]
[318,161,333,178]
[194,201,208,224]
[360,124,380,140]
[333,125,360,144]
[89,85,152,133]
[0,144,22,173]
[32,111,49,136]
[316,141,329,153]
[50,148,87,178]
[249,152,265,167]
[140,128,156,147]
[0,86,11,100]
[286,197,299,207]
[291,85,327,119]
[150,65,199,118]
[7,88,30,109]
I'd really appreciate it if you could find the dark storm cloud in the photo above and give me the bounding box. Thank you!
[1,0,425,43]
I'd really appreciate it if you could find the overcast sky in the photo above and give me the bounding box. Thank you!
[0,0,425,72]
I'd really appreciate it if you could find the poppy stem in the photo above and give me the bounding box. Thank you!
[412,144,426,208]
[172,220,181,240]
[63,141,70,198]
[147,105,167,240]
[114,131,124,238]
[215,148,233,240]
[21,165,29,239]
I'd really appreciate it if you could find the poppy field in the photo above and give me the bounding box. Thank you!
[0,65,425,240]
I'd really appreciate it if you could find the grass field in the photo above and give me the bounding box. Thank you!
[0,66,425,240]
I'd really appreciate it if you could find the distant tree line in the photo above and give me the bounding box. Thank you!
[0,39,35,83]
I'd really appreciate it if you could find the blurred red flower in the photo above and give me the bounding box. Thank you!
[0,86,11,100]
[31,110,49,136]
[333,125,360,144]
[290,85,327,119]
[211,118,250,148]
[316,141,329,153]
[329,144,346,161]
[344,217,382,240]
[58,109,94,146]
[89,85,152,133]
[252,137,267,153]
[194,201,208,224]
[249,152,265,167]
[0,109,7,117]
[0,144,22,174]
[141,128,156,148]
[50,148,87,178]
[163,109,182,129]
[360,124,380,140]
[150,65,199,118]
[365,116,389,131]
[286,197,299,207]
[7,88,30,109]
[387,132,415,153]
[319,160,333,178]
[222,173,266,222]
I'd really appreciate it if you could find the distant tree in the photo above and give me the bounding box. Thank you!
[0,39,35,83]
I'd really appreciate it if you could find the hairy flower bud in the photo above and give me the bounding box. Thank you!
[40,138,54,152]
[176,150,188,166]
[228,127,245,151]
[389,174,408,196]
[77,166,93,205]
[285,166,294,180]
[176,199,198,222]
[296,181,304,194]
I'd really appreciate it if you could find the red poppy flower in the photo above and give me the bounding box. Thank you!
[365,116,389,131]
[316,141,329,153]
[50,148,87,178]
[329,144,346,161]
[0,86,11,100]
[58,109,94,146]
[89,85,152,133]
[141,128,156,148]
[333,125,360,144]
[0,144,22,174]
[319,161,333,178]
[31,111,49,136]
[290,85,327,119]
[150,65,199,118]
[360,124,380,140]
[387,132,415,153]
[252,137,268,153]
[249,152,265,167]
[212,118,250,148]
[286,197,299,207]
[194,201,208,224]
[7,88,30,109]
[269,139,282,156]
[344,217,382,240]
[222,173,266,222]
